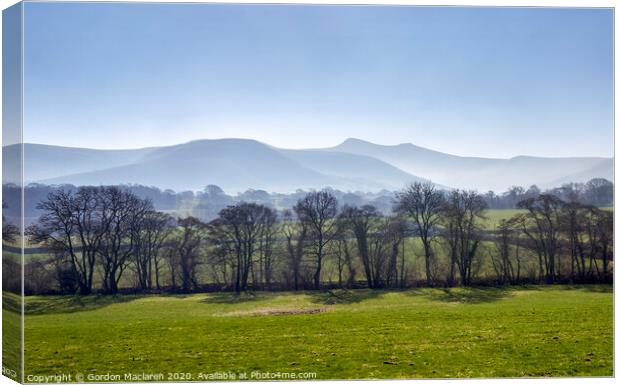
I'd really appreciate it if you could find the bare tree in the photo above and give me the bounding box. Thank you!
[257,207,278,290]
[2,201,19,243]
[441,190,487,286]
[97,187,152,294]
[579,206,613,280]
[209,207,243,293]
[490,218,521,284]
[133,211,175,290]
[281,209,307,290]
[560,201,587,281]
[209,203,275,292]
[516,194,564,283]
[334,212,356,288]
[206,242,233,289]
[585,178,613,207]
[396,182,444,286]
[294,191,338,290]
[504,186,526,208]
[339,205,376,288]
[170,216,205,292]
[26,187,108,295]
[337,205,406,289]
[594,208,613,280]
[381,215,407,288]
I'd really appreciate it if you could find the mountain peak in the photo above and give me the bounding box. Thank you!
[340,138,416,149]
[340,138,372,146]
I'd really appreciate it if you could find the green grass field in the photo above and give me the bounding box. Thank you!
[2,292,22,382]
[19,285,612,380]
[483,209,526,227]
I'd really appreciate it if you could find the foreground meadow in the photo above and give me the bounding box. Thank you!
[20,285,612,380]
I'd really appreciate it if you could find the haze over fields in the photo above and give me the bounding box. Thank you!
[3,138,613,193]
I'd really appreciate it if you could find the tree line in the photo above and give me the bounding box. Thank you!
[2,177,612,224]
[4,181,614,295]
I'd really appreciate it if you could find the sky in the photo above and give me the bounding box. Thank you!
[18,3,614,158]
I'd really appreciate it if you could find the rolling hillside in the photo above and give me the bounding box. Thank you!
[2,138,612,193]
[33,139,426,193]
[327,138,613,191]
[276,148,428,190]
[2,143,156,183]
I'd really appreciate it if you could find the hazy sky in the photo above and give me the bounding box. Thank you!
[22,3,613,158]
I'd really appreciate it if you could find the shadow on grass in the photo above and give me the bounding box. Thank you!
[24,294,143,315]
[554,284,613,294]
[308,289,390,305]
[20,284,612,314]
[200,291,270,304]
[2,290,22,313]
[2,291,22,313]
[411,287,514,304]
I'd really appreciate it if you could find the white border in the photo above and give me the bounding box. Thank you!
[0,1,616,385]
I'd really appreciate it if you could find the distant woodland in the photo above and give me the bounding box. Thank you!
[2,178,613,295]
[2,177,613,223]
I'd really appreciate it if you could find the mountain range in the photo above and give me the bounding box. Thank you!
[2,138,613,193]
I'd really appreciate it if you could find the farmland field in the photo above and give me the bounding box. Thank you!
[19,285,613,380]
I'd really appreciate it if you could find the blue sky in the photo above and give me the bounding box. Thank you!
[21,3,613,158]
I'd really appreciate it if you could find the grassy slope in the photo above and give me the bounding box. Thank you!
[3,292,22,381]
[23,286,612,379]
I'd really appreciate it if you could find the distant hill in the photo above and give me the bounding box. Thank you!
[545,158,614,187]
[2,137,612,193]
[276,148,428,190]
[38,140,333,193]
[2,143,156,183]
[326,138,613,192]
[22,139,426,193]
